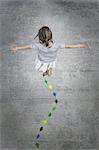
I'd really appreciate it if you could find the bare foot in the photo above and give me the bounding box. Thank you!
[47,68,53,76]
[43,70,48,77]
[43,68,53,77]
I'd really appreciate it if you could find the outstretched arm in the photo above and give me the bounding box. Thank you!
[11,44,32,53]
[64,43,88,48]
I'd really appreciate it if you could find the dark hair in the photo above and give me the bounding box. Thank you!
[34,26,53,47]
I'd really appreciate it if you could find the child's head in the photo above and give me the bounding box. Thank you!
[35,26,53,47]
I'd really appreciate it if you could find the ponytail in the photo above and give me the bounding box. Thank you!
[34,34,38,40]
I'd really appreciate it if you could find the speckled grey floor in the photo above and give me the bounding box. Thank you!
[0,0,99,150]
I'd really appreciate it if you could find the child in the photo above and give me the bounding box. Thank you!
[12,26,88,76]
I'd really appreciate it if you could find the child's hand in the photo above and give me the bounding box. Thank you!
[11,46,18,53]
[79,42,89,48]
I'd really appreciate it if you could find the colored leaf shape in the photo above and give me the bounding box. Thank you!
[40,127,43,131]
[48,112,52,117]
[35,142,40,148]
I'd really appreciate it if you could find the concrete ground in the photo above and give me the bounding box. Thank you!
[0,0,99,150]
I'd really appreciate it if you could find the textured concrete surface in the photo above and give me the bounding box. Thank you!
[0,0,99,150]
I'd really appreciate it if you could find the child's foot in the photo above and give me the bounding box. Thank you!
[43,68,53,77]
[48,68,52,76]
[43,70,48,77]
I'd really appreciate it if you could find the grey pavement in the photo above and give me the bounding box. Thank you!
[0,0,99,150]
